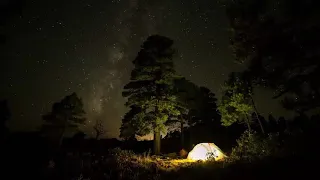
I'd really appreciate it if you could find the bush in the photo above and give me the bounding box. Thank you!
[228,130,280,162]
[108,148,156,179]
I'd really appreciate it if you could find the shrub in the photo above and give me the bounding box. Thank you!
[228,130,280,162]
[108,148,161,179]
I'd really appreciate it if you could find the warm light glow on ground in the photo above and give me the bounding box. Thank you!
[169,159,197,163]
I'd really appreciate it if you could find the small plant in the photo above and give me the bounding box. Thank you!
[142,149,152,159]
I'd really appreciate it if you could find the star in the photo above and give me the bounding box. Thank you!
[1,0,284,138]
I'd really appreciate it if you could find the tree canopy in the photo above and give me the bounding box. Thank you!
[190,86,220,126]
[218,72,254,130]
[120,105,150,140]
[121,35,181,154]
[42,92,86,146]
[227,0,320,113]
[93,119,106,140]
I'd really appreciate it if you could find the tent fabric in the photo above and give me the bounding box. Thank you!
[187,143,226,161]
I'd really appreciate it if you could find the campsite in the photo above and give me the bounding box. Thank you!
[2,0,320,179]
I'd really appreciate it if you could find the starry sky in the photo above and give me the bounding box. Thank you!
[0,0,293,138]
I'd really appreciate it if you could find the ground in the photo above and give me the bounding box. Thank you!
[42,149,226,180]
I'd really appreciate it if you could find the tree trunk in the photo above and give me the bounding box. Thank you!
[180,116,184,149]
[245,114,251,132]
[250,95,265,134]
[255,111,265,134]
[95,132,100,140]
[153,97,161,155]
[58,128,65,148]
[58,118,68,148]
[153,128,161,155]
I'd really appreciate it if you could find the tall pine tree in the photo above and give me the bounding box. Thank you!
[122,35,181,154]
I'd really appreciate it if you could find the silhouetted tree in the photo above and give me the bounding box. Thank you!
[93,119,106,140]
[267,115,287,134]
[0,100,10,138]
[267,114,278,133]
[42,92,86,147]
[165,79,222,149]
[167,77,198,149]
[277,116,287,133]
[122,35,181,154]
[72,131,86,153]
[251,112,267,133]
[73,131,86,139]
[227,0,320,113]
[183,86,222,145]
[190,87,220,126]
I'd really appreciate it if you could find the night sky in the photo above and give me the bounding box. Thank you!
[1,0,293,138]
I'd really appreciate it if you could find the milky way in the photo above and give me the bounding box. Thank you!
[84,0,141,137]
[77,0,165,137]
[1,0,291,138]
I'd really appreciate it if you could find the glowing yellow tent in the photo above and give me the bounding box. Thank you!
[187,143,226,161]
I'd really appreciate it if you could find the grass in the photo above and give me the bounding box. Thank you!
[110,148,203,172]
[20,145,317,180]
[43,130,318,180]
[44,148,227,180]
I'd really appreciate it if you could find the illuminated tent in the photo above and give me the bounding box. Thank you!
[187,143,226,161]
